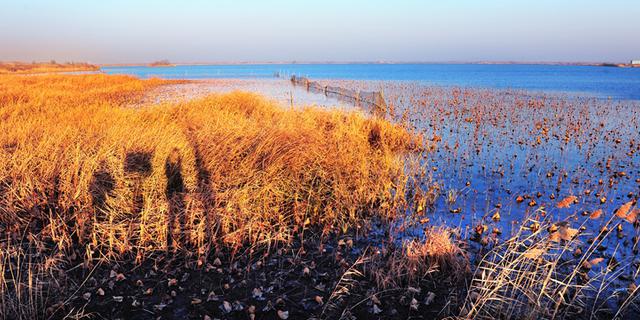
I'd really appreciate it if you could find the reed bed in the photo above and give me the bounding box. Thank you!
[0,74,429,319]
[0,73,420,251]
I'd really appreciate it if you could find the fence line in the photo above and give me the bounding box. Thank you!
[290,76,388,116]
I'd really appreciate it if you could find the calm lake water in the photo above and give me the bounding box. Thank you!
[102,64,640,100]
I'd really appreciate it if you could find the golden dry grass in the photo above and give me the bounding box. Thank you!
[0,73,429,319]
[0,62,99,74]
[0,73,420,258]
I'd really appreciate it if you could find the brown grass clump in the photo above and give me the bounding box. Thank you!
[318,228,467,319]
[370,227,468,290]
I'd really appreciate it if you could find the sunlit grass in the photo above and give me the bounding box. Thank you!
[0,73,420,251]
[0,73,424,318]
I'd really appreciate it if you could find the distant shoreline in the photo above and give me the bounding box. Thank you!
[0,61,100,74]
[99,61,640,68]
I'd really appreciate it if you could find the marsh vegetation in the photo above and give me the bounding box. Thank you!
[0,73,638,319]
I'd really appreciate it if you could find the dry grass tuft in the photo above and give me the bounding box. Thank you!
[369,227,468,290]
[460,210,639,320]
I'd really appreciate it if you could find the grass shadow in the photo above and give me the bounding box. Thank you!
[165,149,186,251]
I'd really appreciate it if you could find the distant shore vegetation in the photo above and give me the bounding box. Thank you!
[0,61,99,74]
[148,59,175,67]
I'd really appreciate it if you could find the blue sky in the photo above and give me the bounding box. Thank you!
[1,0,638,63]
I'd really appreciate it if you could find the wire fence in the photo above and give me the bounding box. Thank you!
[290,76,388,116]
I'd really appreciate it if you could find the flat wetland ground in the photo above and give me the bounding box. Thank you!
[1,71,639,319]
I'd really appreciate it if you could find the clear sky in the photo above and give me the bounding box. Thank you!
[1,0,638,64]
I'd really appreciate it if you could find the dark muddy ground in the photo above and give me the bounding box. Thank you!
[60,231,462,320]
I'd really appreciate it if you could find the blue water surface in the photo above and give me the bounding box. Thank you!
[102,63,640,100]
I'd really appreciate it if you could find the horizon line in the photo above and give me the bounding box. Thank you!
[96,60,637,67]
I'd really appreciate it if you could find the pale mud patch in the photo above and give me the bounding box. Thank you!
[132,79,352,109]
